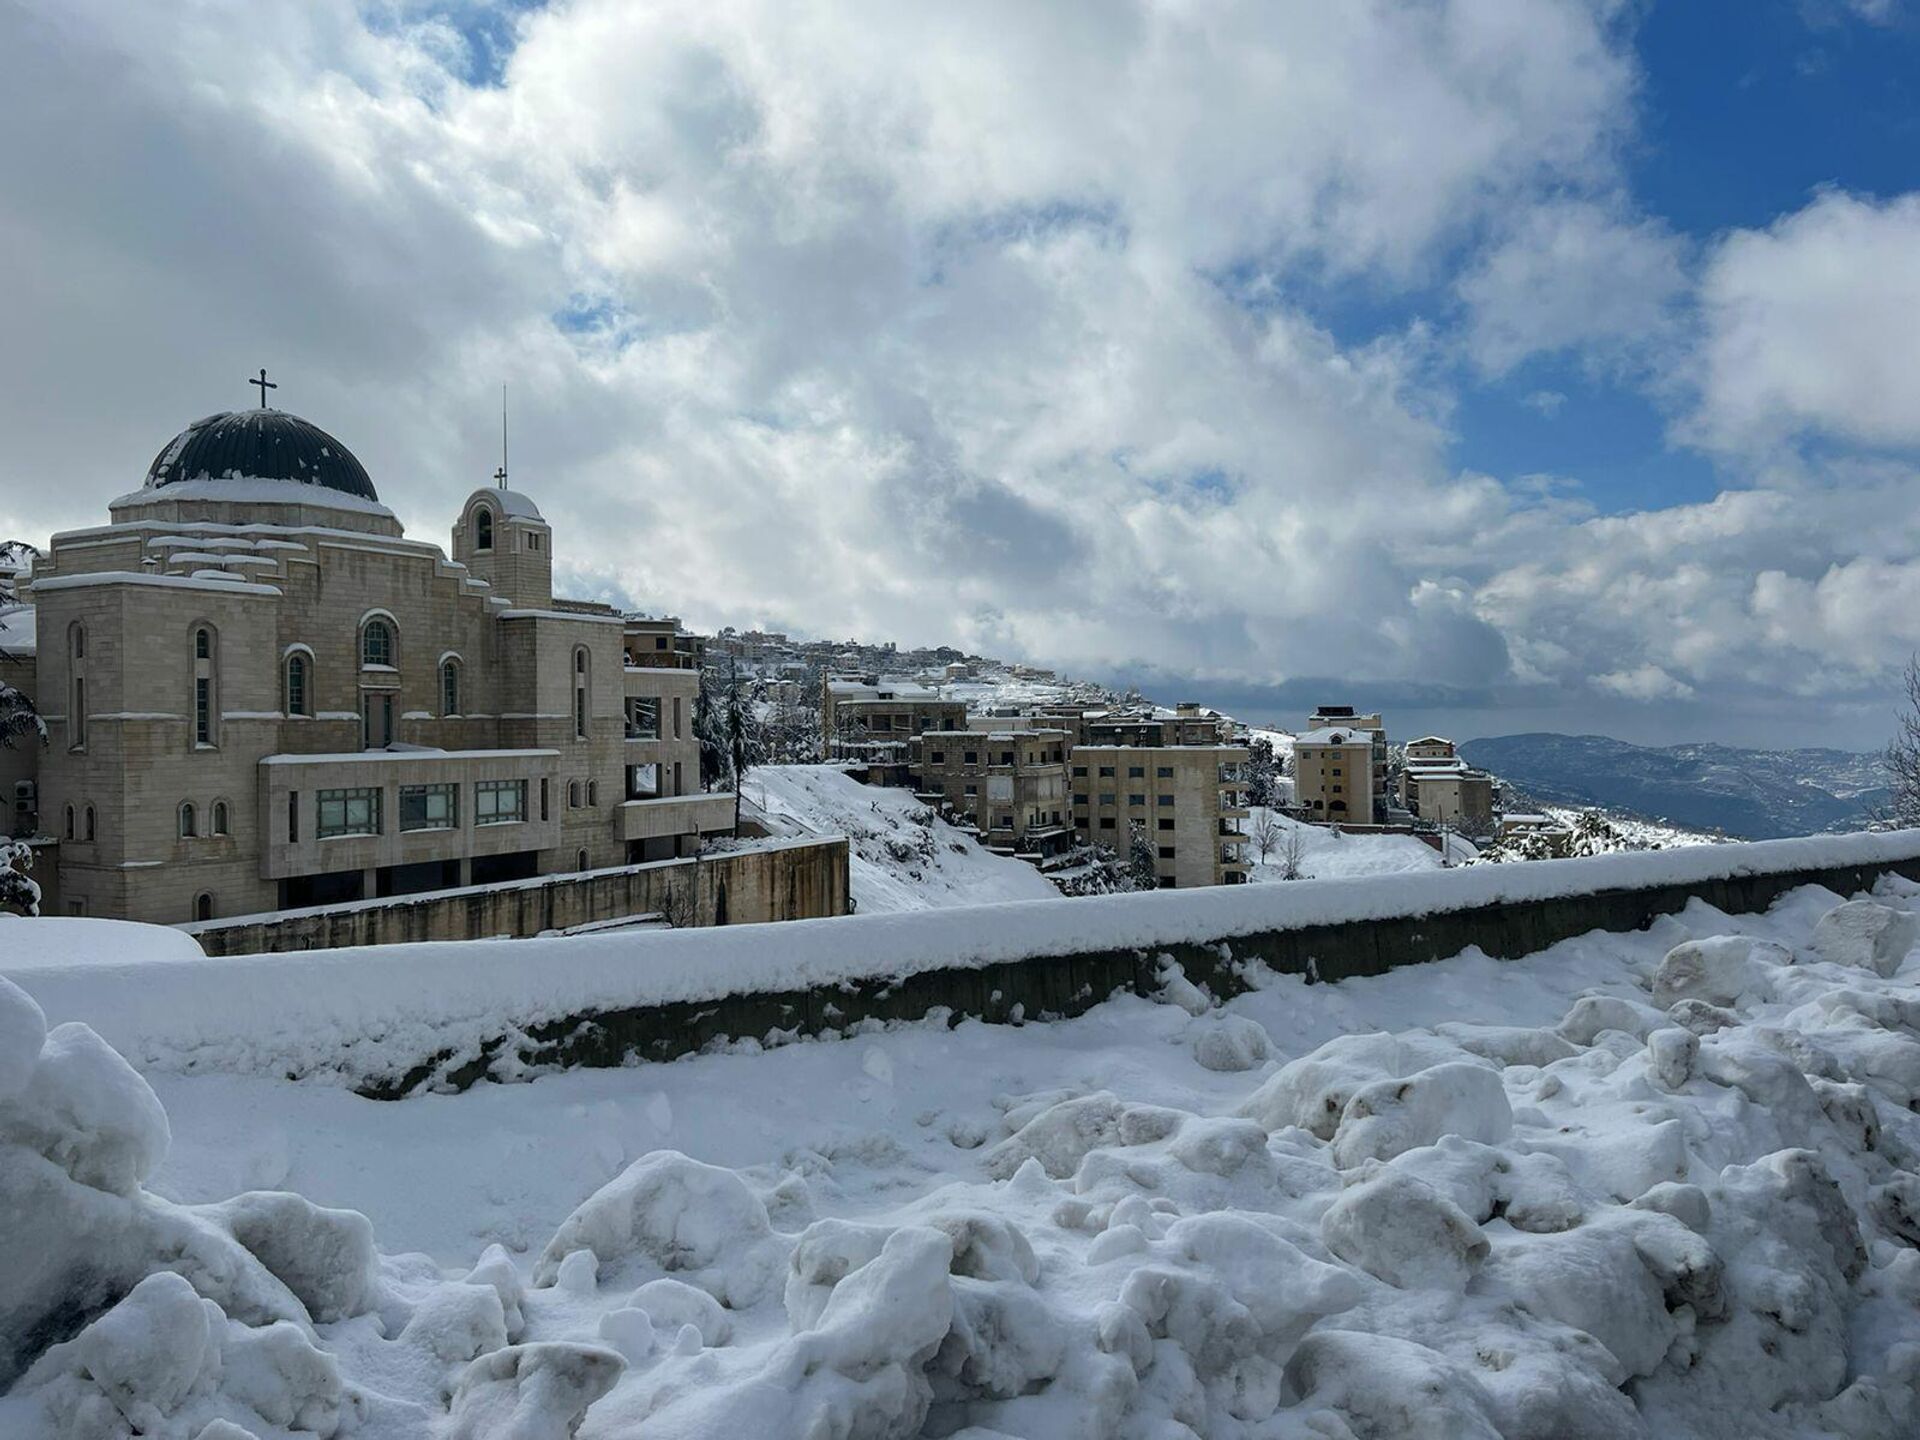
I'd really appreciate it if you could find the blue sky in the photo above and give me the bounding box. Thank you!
[5,0,1920,750]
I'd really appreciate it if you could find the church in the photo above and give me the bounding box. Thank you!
[5,392,732,924]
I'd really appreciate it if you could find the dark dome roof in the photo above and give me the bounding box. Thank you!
[145,410,378,501]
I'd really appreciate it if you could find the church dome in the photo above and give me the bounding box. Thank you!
[145,410,378,501]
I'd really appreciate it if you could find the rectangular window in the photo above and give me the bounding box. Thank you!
[1157,817,1174,830]
[627,697,659,739]
[1331,767,1342,777]
[672,696,683,739]
[539,777,550,822]
[400,783,458,832]
[288,790,299,844]
[1128,793,1145,806]
[1099,793,1115,806]
[1128,766,1145,778]
[963,783,977,795]
[1072,793,1087,807]
[1159,845,1176,859]
[628,763,659,800]
[964,751,978,765]
[930,751,945,764]
[317,787,381,839]
[1158,794,1174,806]
[1099,817,1115,829]
[1098,766,1115,777]
[1157,766,1174,778]
[72,677,86,749]
[1072,765,1087,777]
[195,677,212,745]
[475,779,526,826]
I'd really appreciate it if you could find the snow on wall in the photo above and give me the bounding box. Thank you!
[5,830,1920,1089]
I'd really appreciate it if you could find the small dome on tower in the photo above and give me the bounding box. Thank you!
[145,410,378,501]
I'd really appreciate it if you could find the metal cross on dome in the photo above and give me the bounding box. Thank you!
[249,368,277,408]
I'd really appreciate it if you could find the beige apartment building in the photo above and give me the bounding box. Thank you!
[11,403,732,924]
[1070,743,1249,887]
[1305,704,1388,822]
[1292,726,1377,823]
[910,728,1073,857]
[822,677,966,784]
[1400,736,1496,835]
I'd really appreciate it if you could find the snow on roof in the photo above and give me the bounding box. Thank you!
[29,571,282,598]
[0,603,36,655]
[259,747,559,766]
[111,476,397,519]
[1296,727,1375,745]
[0,915,204,970]
[487,488,545,521]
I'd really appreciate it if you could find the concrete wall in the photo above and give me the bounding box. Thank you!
[371,840,1920,1096]
[189,836,849,955]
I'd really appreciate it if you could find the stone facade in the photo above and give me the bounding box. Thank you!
[12,407,730,925]
[1291,726,1377,823]
[1069,743,1250,887]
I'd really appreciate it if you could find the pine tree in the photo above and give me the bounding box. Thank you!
[1127,821,1159,890]
[1244,736,1278,808]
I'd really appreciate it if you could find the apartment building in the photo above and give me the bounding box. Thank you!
[11,402,732,924]
[1305,704,1389,822]
[909,728,1073,857]
[1070,743,1249,887]
[822,676,966,784]
[1292,726,1377,823]
[1400,736,1496,835]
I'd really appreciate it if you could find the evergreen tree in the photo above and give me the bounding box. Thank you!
[0,541,44,752]
[1128,821,1160,890]
[1244,736,1278,808]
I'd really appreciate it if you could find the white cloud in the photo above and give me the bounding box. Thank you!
[1690,189,1920,452]
[1457,198,1689,377]
[3,0,1919,746]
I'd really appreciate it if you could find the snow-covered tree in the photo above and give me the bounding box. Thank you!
[1885,654,1920,827]
[1127,821,1159,890]
[1,836,40,915]
[1249,807,1284,863]
[0,540,44,752]
[1277,821,1307,880]
[1244,737,1279,808]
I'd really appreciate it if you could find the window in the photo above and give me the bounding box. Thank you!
[1099,793,1115,806]
[361,617,394,668]
[285,653,311,717]
[211,801,228,836]
[1158,877,1176,889]
[1072,793,1087,807]
[963,751,978,765]
[317,787,381,838]
[476,779,526,825]
[529,533,541,552]
[568,780,582,809]
[441,659,461,716]
[475,506,494,551]
[1128,766,1145,778]
[573,648,590,740]
[1099,817,1115,830]
[672,696,683,739]
[628,764,659,800]
[1331,767,1343,777]
[1159,846,1176,859]
[84,806,95,842]
[178,802,197,838]
[577,848,589,872]
[1072,765,1086,777]
[627,697,659,739]
[587,781,598,806]
[400,783,458,832]
[194,893,214,922]
[540,777,550,821]
[1128,793,1146,806]
[192,625,217,747]
[68,624,87,750]
[1158,794,1174,806]
[1158,817,1175,831]
[64,805,74,840]
[963,782,977,795]
[1098,766,1115,777]
[1157,766,1173,778]
[288,790,299,844]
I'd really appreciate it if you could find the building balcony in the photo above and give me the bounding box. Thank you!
[618,791,735,842]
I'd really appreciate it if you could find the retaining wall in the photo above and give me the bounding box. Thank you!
[9,830,1920,1098]
[187,837,850,955]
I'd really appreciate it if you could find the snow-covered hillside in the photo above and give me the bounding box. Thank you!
[743,765,1060,913]
[1241,807,1474,882]
[5,871,1920,1438]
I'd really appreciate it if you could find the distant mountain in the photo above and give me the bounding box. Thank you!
[1458,733,1889,841]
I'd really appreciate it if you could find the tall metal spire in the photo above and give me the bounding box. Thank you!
[495,384,509,489]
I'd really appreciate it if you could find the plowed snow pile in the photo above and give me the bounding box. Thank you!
[5,879,1920,1438]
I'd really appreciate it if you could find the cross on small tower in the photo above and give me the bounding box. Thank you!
[494,465,508,489]
[249,368,277,408]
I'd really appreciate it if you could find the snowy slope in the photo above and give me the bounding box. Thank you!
[5,876,1920,1437]
[1241,807,1472,882]
[743,764,1060,913]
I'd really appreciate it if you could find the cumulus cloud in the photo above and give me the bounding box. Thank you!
[1689,189,1920,452]
[0,0,1917,745]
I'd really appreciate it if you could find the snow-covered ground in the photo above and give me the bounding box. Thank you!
[743,765,1060,913]
[5,872,1920,1437]
[1540,803,1729,850]
[1241,807,1475,882]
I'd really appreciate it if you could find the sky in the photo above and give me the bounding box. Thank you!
[3,0,1919,750]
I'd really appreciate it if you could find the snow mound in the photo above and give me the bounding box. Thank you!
[1811,898,1920,977]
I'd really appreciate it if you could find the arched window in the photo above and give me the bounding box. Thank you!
[212,801,229,836]
[285,652,311,717]
[441,658,461,716]
[64,805,74,840]
[179,802,197,838]
[475,507,494,552]
[576,848,589,873]
[568,780,582,809]
[587,780,598,807]
[68,622,88,750]
[194,892,214,923]
[191,625,218,747]
[84,806,95,842]
[362,617,395,668]
[573,647,590,740]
